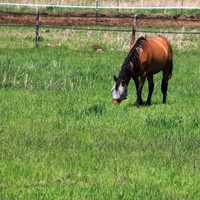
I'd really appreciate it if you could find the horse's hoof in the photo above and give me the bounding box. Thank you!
[134,102,139,107]
[112,99,121,105]
[145,101,151,106]
[134,101,144,107]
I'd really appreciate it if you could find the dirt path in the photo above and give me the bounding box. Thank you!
[0,12,200,28]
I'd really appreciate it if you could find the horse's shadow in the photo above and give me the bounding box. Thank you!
[127,100,173,107]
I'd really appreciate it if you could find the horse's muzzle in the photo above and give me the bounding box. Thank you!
[112,99,122,105]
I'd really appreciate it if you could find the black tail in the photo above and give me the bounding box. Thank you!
[168,43,173,79]
[168,59,173,79]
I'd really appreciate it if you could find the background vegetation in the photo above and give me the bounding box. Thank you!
[0,0,199,6]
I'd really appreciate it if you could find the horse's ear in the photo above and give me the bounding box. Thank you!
[114,75,117,82]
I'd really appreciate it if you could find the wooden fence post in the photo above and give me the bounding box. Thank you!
[96,0,99,24]
[181,0,184,15]
[117,0,120,12]
[35,10,40,48]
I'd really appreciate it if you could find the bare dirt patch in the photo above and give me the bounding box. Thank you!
[0,12,200,28]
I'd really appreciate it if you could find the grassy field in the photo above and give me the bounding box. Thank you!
[0,6,200,16]
[0,26,200,199]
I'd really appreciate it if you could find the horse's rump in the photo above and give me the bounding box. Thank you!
[138,36,173,75]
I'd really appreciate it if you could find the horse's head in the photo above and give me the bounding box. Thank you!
[111,75,128,105]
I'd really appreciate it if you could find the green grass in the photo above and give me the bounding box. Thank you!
[0,5,200,15]
[0,26,200,199]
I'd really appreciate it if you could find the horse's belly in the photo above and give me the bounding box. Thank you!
[145,59,166,74]
[146,52,168,74]
[150,67,162,74]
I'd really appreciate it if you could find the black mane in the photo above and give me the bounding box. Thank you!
[124,36,146,70]
[117,36,146,83]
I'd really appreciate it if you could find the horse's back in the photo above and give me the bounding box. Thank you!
[147,36,172,60]
[143,36,173,74]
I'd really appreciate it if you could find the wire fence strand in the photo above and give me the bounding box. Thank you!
[0,23,200,35]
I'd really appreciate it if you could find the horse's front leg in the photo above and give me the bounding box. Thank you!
[133,76,145,106]
[146,74,154,106]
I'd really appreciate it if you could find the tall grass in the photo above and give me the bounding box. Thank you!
[0,26,200,199]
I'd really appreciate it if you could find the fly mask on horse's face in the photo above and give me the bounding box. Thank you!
[111,75,128,104]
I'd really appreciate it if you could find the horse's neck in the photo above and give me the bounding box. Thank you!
[120,65,131,85]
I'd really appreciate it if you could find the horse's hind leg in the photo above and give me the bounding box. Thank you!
[161,76,168,104]
[146,74,154,106]
[162,60,173,104]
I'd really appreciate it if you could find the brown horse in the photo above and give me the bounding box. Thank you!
[112,35,173,106]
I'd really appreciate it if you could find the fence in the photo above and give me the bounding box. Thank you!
[0,2,200,47]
